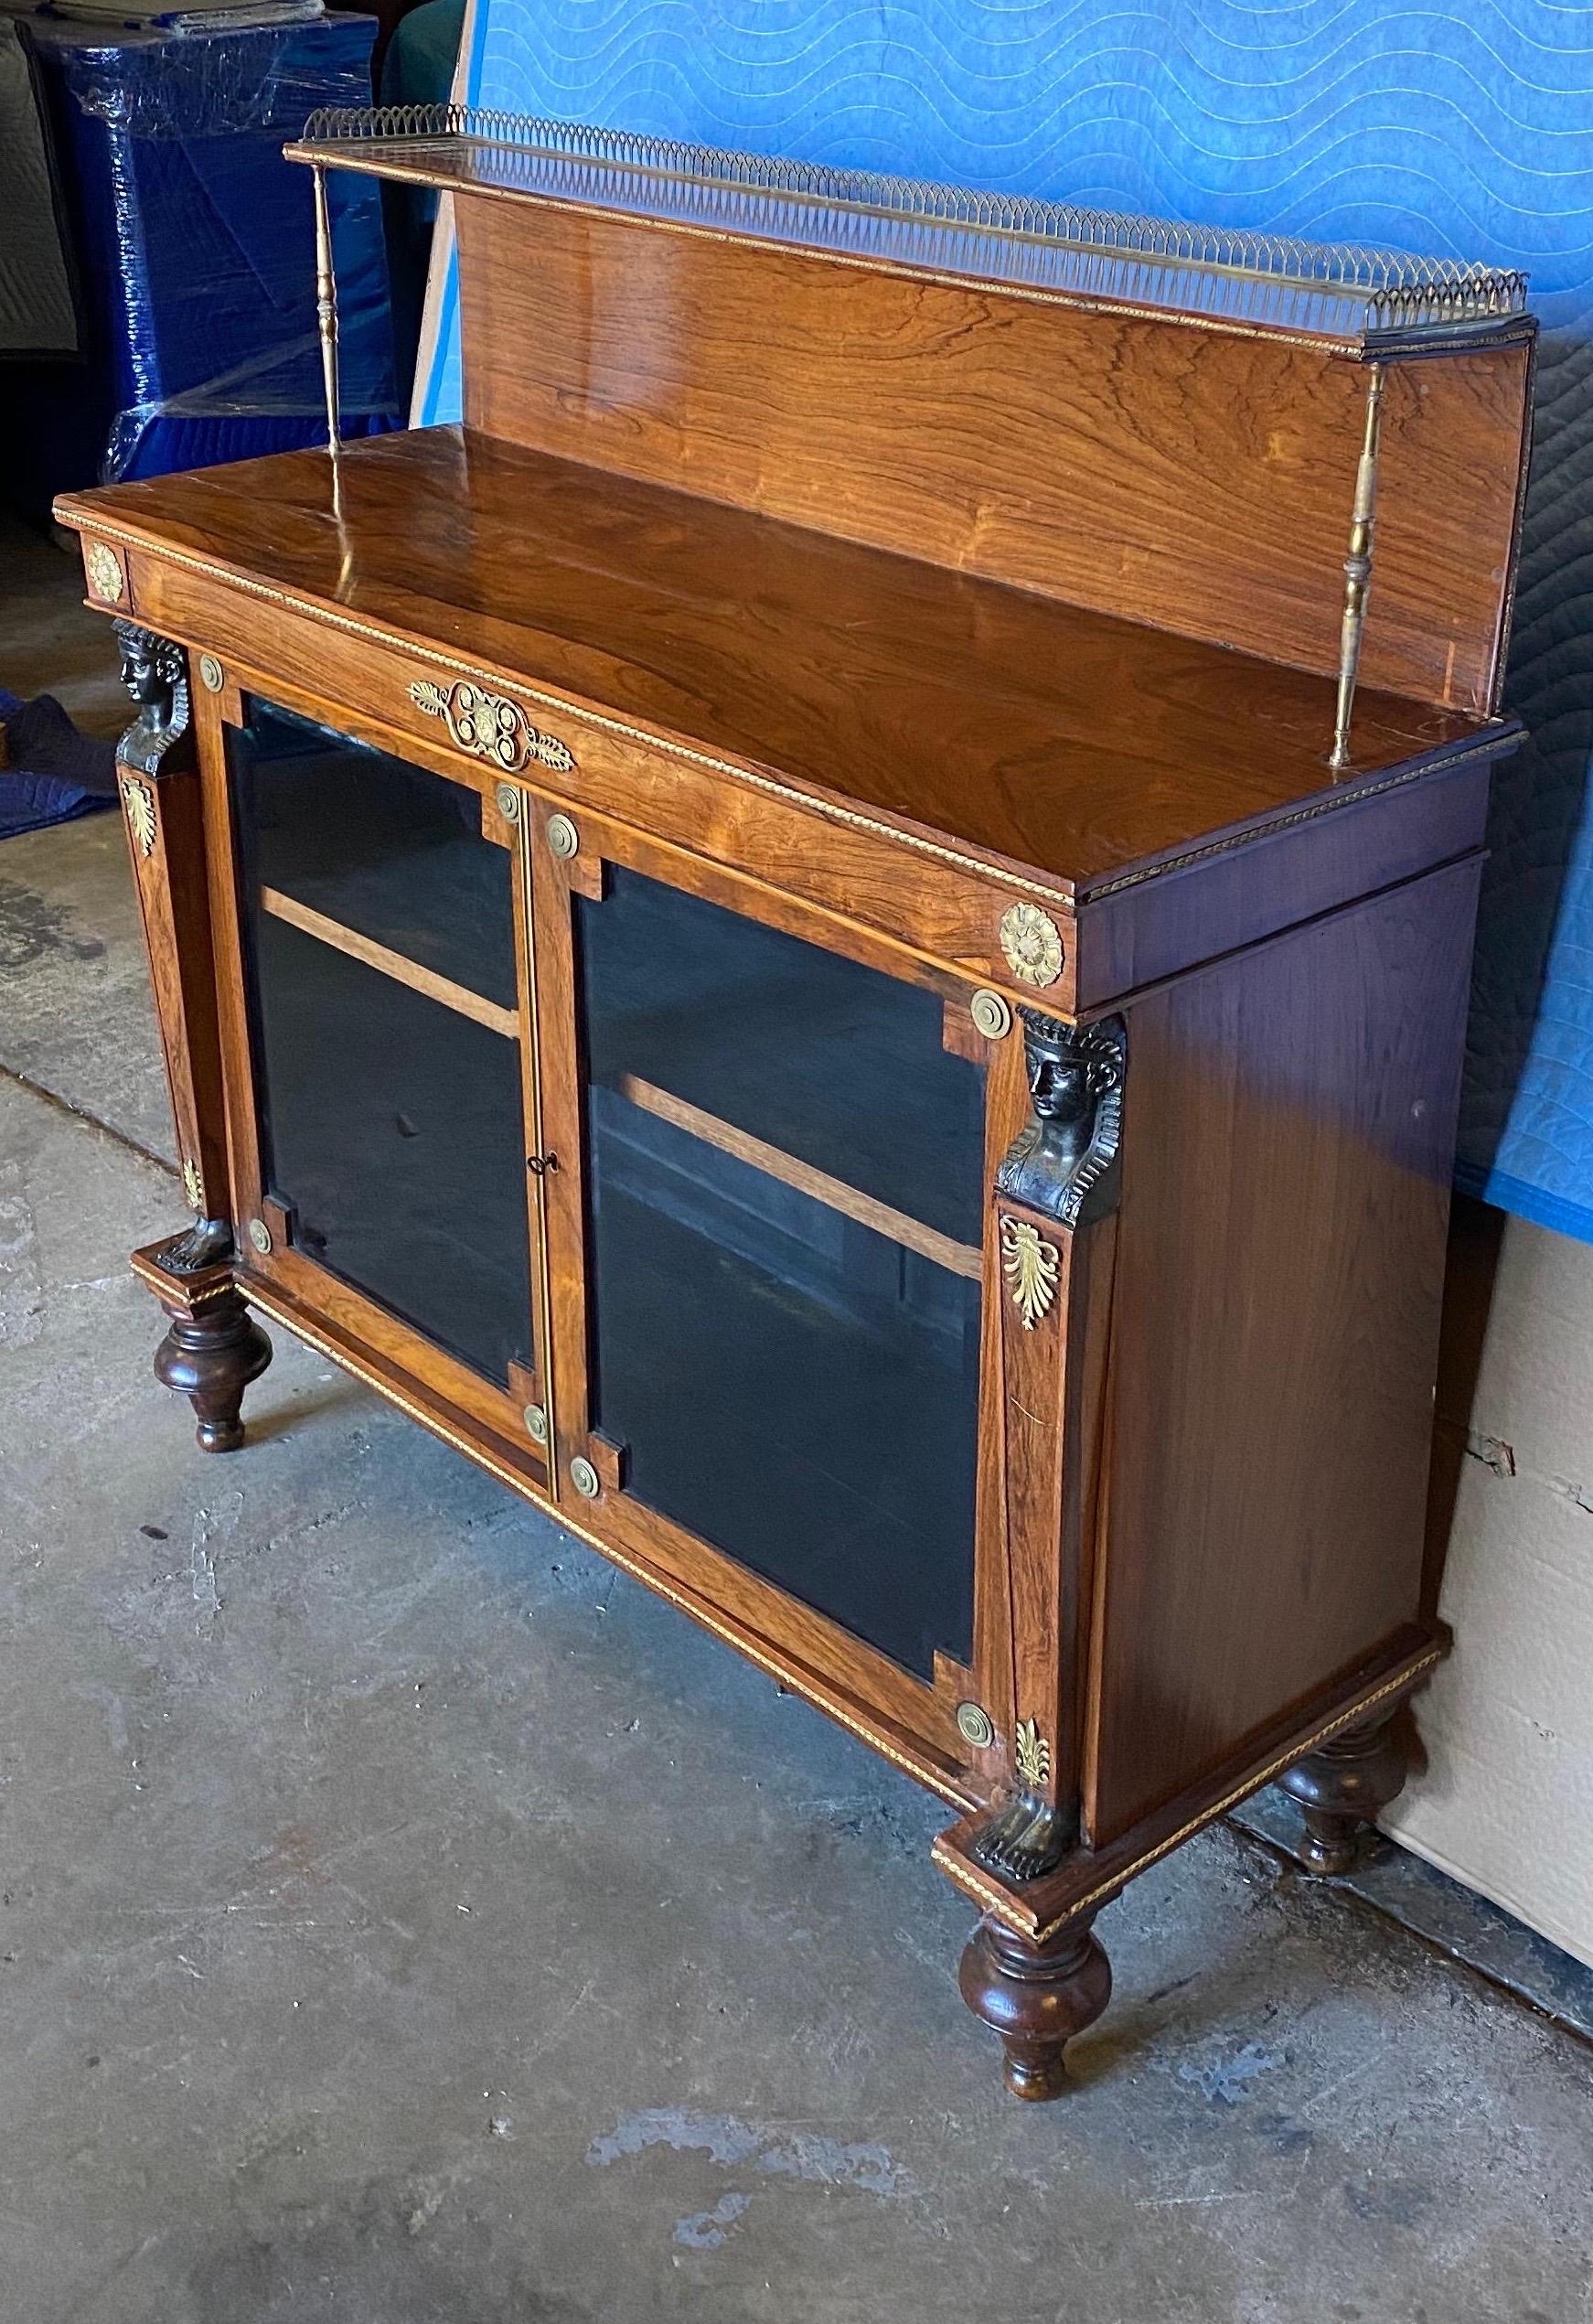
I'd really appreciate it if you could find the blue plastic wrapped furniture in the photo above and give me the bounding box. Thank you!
[24,15,397,488]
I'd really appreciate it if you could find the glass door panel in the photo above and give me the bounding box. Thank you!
[578,866,986,1682]
[230,698,535,1390]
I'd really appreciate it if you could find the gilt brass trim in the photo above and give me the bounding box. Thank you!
[1328,363,1386,775]
[119,774,156,859]
[312,161,340,454]
[411,677,576,776]
[939,1648,1445,1942]
[957,1701,996,1751]
[86,541,124,604]
[69,516,1082,907]
[969,1787,1073,1881]
[1014,1717,1052,1789]
[1000,1216,1060,1330]
[181,1157,204,1212]
[969,988,1012,1041]
[292,107,1528,342]
[999,901,1064,989]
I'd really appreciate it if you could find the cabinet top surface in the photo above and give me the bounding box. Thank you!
[286,106,1529,355]
[58,424,1503,896]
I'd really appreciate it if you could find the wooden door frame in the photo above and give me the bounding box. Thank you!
[195,679,551,1466]
[523,793,1019,1788]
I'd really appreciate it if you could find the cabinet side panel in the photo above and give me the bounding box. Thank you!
[455,195,1524,708]
[1085,855,1482,1842]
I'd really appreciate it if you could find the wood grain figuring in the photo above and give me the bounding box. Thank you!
[63,140,1530,2093]
[1085,854,1482,1841]
[59,434,1502,905]
[507,793,553,1450]
[936,1624,1446,1942]
[1373,346,1534,712]
[615,1073,982,1280]
[192,682,276,1258]
[997,1213,1074,1810]
[128,561,1086,1009]
[527,817,598,1508]
[121,535,1521,1014]
[455,197,1529,711]
[118,736,232,1223]
[259,887,520,1038]
[965,1023,1035,1781]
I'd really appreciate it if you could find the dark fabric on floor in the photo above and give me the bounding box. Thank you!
[0,686,116,839]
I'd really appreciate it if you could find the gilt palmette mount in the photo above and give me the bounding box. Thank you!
[410,677,574,774]
[1001,1217,1060,1329]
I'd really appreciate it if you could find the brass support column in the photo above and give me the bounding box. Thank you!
[312,162,341,455]
[1328,363,1385,775]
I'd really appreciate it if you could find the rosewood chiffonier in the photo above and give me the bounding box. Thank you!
[56,111,1535,2098]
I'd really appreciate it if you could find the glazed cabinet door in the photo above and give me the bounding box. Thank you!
[208,691,548,1457]
[530,815,1014,1785]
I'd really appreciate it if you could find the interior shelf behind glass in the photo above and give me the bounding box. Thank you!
[579,868,987,1679]
[230,701,534,1388]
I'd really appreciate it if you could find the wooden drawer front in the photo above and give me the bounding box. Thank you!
[120,550,1078,1014]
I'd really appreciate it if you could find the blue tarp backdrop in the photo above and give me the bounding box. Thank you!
[419,2,1593,1245]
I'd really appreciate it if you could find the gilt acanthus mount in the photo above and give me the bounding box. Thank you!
[1001,1217,1061,1329]
[120,775,156,860]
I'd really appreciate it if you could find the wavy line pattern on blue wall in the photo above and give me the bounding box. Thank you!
[422,0,1593,1244]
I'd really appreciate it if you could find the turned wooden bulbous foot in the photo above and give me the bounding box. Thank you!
[154,1286,273,1452]
[958,1912,1112,2100]
[1278,1707,1406,1876]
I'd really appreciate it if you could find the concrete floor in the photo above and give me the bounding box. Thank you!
[3,523,1592,2322]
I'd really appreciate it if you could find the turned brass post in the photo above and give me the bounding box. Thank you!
[1328,363,1386,775]
[312,162,341,456]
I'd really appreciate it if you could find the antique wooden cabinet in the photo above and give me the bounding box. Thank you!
[56,111,1536,2099]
